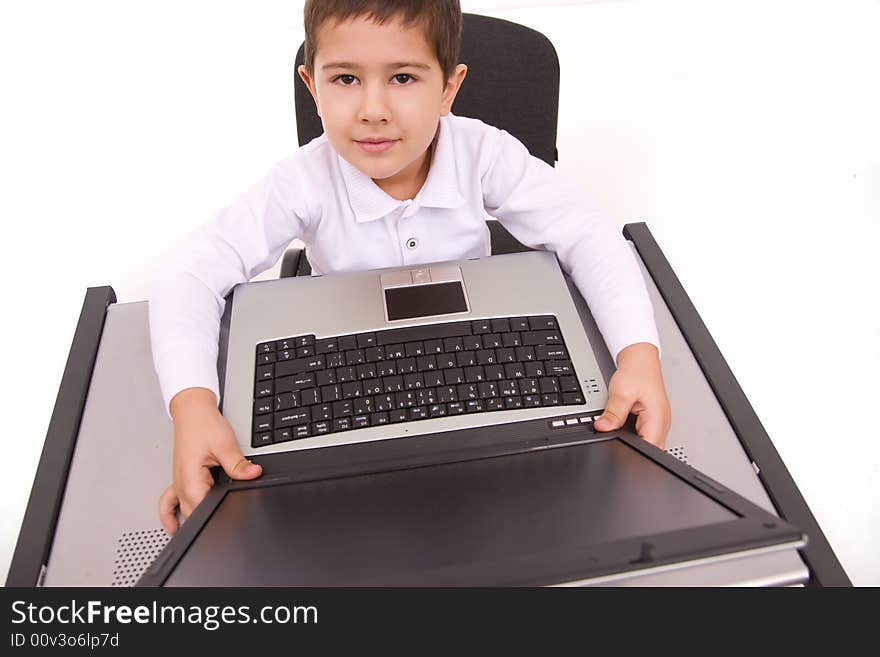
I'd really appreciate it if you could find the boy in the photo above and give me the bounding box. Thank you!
[149,0,671,536]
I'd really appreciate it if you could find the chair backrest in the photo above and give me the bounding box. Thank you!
[290,13,560,274]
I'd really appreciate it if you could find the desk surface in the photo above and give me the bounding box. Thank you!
[8,223,848,586]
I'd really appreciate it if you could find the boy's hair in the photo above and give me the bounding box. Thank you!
[303,0,463,83]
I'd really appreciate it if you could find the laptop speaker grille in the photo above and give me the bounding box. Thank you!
[111,529,170,587]
[666,446,689,464]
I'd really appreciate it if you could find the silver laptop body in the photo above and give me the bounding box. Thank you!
[221,251,608,458]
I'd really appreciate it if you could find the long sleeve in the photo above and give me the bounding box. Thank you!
[148,156,314,417]
[480,127,661,366]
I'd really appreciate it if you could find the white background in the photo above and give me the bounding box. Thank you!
[1,0,877,585]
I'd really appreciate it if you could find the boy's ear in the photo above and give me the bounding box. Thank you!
[440,64,468,116]
[297,64,322,117]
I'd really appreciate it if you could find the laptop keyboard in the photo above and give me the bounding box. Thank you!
[251,315,587,448]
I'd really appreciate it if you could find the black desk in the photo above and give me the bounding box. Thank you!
[6,223,850,586]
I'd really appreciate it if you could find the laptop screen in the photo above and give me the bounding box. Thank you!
[164,439,740,586]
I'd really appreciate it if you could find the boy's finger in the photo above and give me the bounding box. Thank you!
[635,411,667,449]
[594,394,632,432]
[215,442,262,481]
[159,485,180,535]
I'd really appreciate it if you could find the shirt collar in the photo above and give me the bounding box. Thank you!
[337,113,465,224]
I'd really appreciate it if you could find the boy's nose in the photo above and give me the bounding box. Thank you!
[358,86,392,123]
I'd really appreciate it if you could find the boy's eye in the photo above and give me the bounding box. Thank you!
[393,74,414,84]
[331,73,415,85]
[335,74,357,85]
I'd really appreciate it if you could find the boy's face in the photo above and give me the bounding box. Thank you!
[298,15,467,199]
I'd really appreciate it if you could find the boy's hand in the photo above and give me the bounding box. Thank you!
[593,343,671,448]
[159,388,262,535]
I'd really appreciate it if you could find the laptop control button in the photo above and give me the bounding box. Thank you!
[551,420,565,428]
[412,268,431,283]
[565,418,578,426]
[381,271,413,287]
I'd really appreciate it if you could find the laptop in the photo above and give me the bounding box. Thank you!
[137,251,806,586]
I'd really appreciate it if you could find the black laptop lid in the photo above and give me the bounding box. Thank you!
[142,426,805,586]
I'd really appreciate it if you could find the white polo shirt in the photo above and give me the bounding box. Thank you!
[149,112,661,415]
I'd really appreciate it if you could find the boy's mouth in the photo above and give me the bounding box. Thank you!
[355,138,398,154]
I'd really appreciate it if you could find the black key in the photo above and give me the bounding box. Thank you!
[333,417,352,432]
[342,381,363,399]
[374,394,395,412]
[395,391,416,408]
[455,351,477,367]
[315,338,338,354]
[352,414,370,428]
[424,339,444,354]
[377,321,472,345]
[332,400,353,417]
[539,377,560,394]
[336,366,357,382]
[423,371,445,387]
[295,335,315,348]
[416,388,436,406]
[321,384,342,403]
[490,318,510,333]
[404,372,425,390]
[315,369,336,386]
[503,363,525,379]
[409,406,427,420]
[471,319,491,334]
[522,330,562,346]
[405,341,425,357]
[276,339,296,351]
[385,343,406,359]
[257,341,276,354]
[311,404,332,421]
[353,397,373,415]
[293,425,310,439]
[356,363,377,380]
[365,346,385,362]
[444,368,465,385]
[389,409,408,423]
[357,333,377,348]
[370,412,390,425]
[515,346,536,362]
[520,378,540,395]
[252,432,273,447]
[437,386,457,403]
[559,376,580,393]
[383,375,404,393]
[337,335,358,351]
[255,398,273,415]
[484,364,505,380]
[275,409,310,427]
[345,349,365,365]
[275,349,295,362]
[496,348,516,363]
[275,391,299,411]
[486,398,505,411]
[289,372,317,391]
[416,355,438,371]
[312,421,331,435]
[255,380,273,397]
[525,361,546,378]
[297,345,315,357]
[536,345,568,360]
[462,335,483,351]
[504,396,524,409]
[300,388,321,406]
[465,399,484,413]
[476,349,497,365]
[542,394,561,406]
[447,402,466,414]
[501,333,522,348]
[325,352,345,368]
[563,392,585,405]
[457,383,478,401]
[499,379,520,396]
[546,359,573,375]
[256,352,276,365]
[529,315,558,330]
[362,378,384,395]
[482,333,503,349]
[377,361,397,377]
[478,381,499,398]
[522,394,542,407]
[509,317,530,331]
[428,403,447,418]
[253,415,273,433]
[464,366,485,383]
[273,428,293,443]
[438,353,457,369]
[397,357,417,374]
[443,337,464,353]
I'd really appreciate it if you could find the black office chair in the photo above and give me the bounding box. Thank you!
[280,13,560,278]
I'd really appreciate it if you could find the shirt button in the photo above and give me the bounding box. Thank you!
[406,237,418,250]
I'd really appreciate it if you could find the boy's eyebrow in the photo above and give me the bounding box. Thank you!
[321,61,432,71]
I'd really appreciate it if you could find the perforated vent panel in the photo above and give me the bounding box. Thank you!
[666,445,689,464]
[111,529,170,587]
